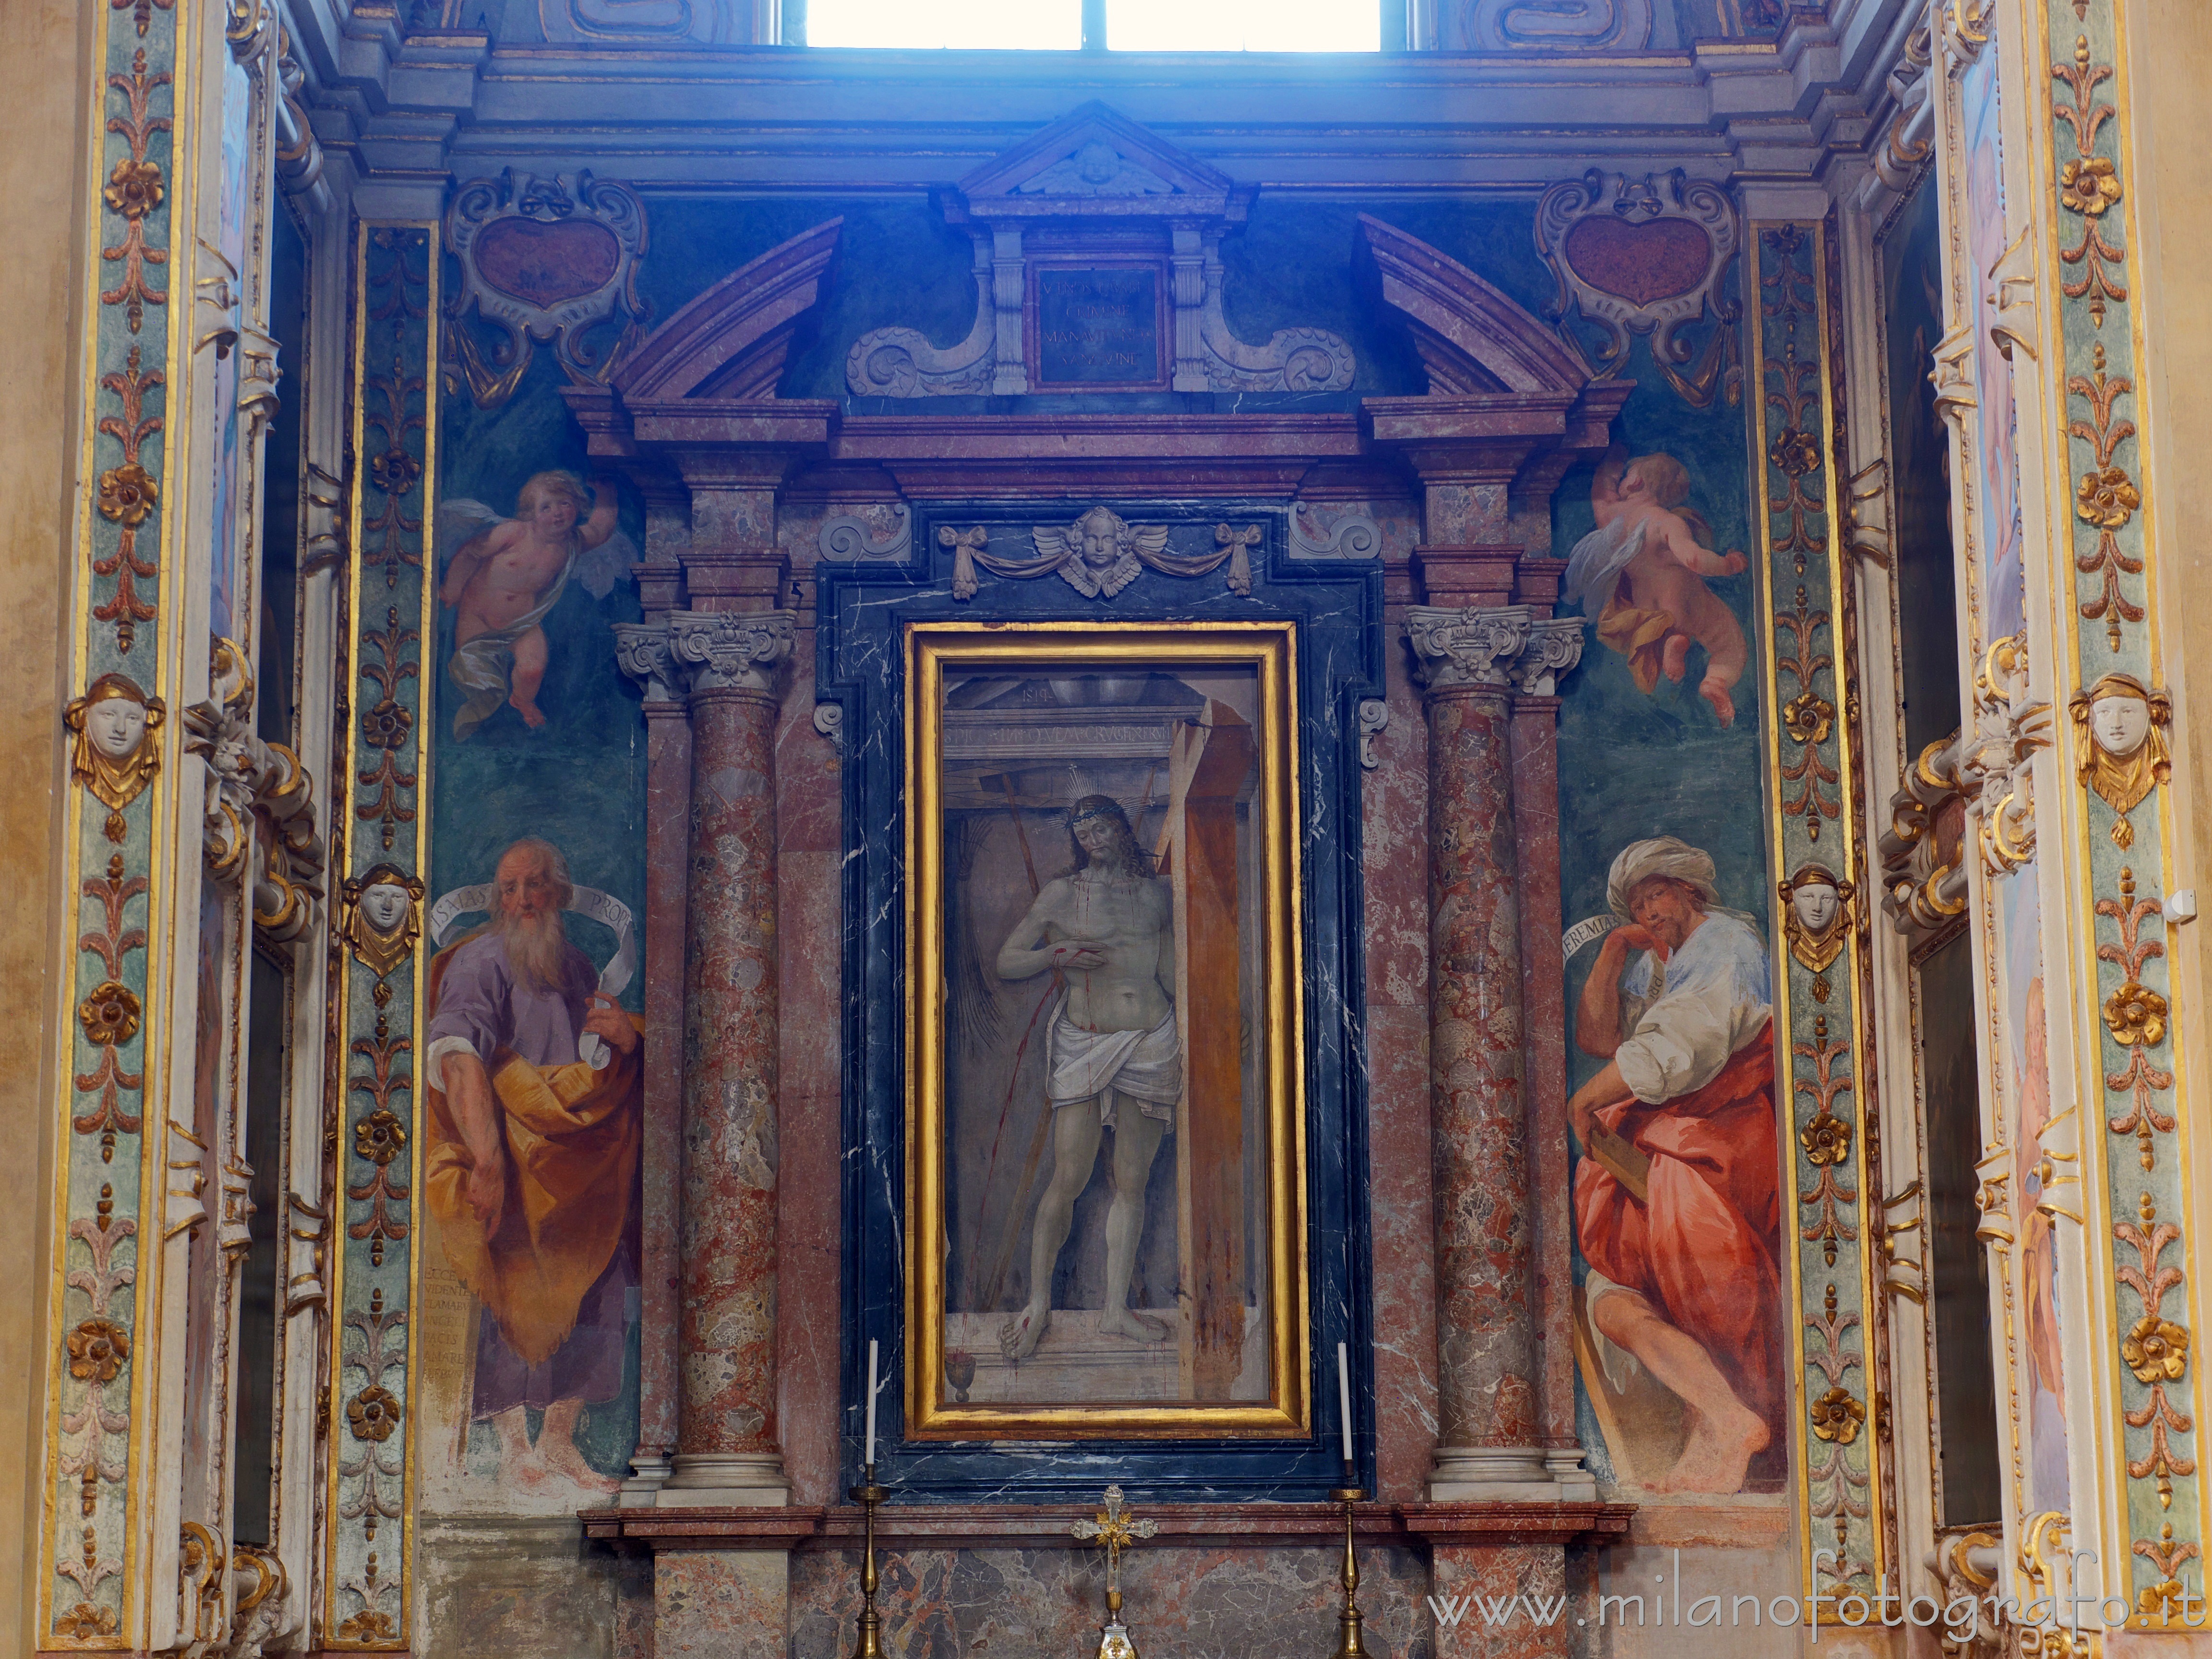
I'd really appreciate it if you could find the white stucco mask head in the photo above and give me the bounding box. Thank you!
[1792,876,1840,934]
[65,673,165,813]
[361,882,412,933]
[2090,690,2152,757]
[1782,862,1852,973]
[343,863,424,979]
[2069,673,2173,820]
[86,695,147,760]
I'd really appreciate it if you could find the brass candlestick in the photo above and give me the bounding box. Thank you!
[1330,1460,1368,1659]
[850,1462,887,1659]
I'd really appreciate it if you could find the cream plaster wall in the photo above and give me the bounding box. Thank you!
[0,4,93,1655]
[2137,0,2212,1127]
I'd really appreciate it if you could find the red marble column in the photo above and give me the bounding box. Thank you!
[1404,604,1551,1500]
[660,610,796,1506]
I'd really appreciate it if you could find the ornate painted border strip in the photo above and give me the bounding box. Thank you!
[2042,0,2203,1619]
[1749,217,1887,1614]
[324,221,435,1650]
[42,0,188,1642]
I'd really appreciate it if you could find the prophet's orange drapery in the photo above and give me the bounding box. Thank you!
[1574,1025,1783,1427]
[423,954,642,1368]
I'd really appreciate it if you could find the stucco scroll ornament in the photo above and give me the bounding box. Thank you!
[341,864,426,982]
[1965,634,2051,877]
[1779,863,1856,981]
[1460,0,1653,49]
[1877,733,1972,933]
[940,508,1256,602]
[817,503,912,563]
[1288,505,1382,561]
[2069,672,2172,850]
[65,672,166,840]
[1535,168,1742,409]
[443,168,650,410]
[846,237,998,398]
[182,638,324,942]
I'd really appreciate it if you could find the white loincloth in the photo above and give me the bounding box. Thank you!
[1046,1001,1180,1129]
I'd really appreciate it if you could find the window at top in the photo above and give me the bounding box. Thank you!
[804,0,1381,52]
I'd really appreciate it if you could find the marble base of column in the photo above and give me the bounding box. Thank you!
[1427,1444,1561,1501]
[658,1452,793,1508]
[619,1451,674,1509]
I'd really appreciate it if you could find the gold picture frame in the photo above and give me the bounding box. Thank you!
[904,619,1309,1441]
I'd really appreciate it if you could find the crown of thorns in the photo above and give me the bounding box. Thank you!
[1067,800,1127,828]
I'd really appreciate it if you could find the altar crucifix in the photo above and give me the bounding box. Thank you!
[1072,1485,1158,1659]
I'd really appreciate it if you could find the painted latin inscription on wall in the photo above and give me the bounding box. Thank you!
[1034,266,1164,388]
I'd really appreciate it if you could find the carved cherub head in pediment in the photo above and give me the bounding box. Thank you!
[1015,141,1174,198]
[1780,861,1854,974]
[65,673,165,814]
[1034,507,1169,600]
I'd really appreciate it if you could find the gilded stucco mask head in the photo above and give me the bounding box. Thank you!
[1781,862,1853,974]
[65,673,165,813]
[2068,672,2171,821]
[342,863,425,979]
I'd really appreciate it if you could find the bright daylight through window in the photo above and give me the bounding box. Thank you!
[805,0,1380,51]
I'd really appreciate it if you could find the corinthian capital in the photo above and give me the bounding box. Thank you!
[667,610,797,694]
[1404,604,1532,694]
[611,620,677,701]
[1511,616,1588,697]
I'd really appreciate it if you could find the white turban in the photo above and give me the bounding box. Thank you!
[1606,835,1725,919]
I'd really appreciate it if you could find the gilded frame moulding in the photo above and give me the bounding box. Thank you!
[41,0,191,1641]
[2038,0,2204,1621]
[1748,217,1888,1616]
[323,219,438,1652]
[902,620,1311,1444]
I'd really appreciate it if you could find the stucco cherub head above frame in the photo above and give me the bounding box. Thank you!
[1780,861,1856,974]
[342,863,427,980]
[2068,673,2171,838]
[65,672,166,818]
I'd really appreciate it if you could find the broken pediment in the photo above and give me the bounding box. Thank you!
[847,104,1346,397]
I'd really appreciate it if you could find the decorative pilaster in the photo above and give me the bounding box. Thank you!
[659,608,796,1506]
[325,218,438,1648]
[40,0,189,1636]
[2036,0,2203,1621]
[1746,217,1885,1615]
[1405,603,1558,1500]
[612,619,688,1503]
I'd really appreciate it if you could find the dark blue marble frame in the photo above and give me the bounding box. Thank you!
[818,503,1383,1502]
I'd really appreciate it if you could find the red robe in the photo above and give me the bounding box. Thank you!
[1575,1026,1784,1429]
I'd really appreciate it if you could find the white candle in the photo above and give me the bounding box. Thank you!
[1336,1341,1354,1464]
[865,1339,879,1467]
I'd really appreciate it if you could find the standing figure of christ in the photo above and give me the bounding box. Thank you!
[994,795,1181,1363]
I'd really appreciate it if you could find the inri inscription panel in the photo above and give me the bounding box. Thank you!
[1033,264,1166,389]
